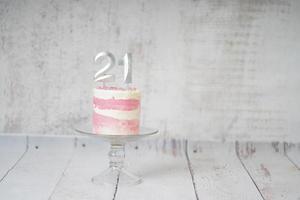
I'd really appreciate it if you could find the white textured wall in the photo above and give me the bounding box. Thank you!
[1,0,300,141]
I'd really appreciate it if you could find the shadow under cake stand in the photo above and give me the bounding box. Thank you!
[74,123,158,186]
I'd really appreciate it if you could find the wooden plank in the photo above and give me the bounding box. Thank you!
[115,138,196,200]
[284,143,300,169]
[188,141,263,200]
[50,137,116,200]
[237,142,300,200]
[0,135,28,181]
[0,136,75,200]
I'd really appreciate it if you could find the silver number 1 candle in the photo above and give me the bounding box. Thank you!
[122,53,132,84]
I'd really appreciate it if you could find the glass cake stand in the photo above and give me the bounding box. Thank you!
[74,123,158,186]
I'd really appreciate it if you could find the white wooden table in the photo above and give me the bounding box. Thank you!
[0,135,299,200]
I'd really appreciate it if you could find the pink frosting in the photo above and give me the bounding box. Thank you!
[93,97,140,111]
[93,112,139,134]
[93,87,140,135]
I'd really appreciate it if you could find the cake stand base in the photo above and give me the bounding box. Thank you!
[92,143,141,186]
[92,168,142,186]
[74,124,158,186]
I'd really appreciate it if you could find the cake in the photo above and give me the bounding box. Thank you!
[93,86,141,135]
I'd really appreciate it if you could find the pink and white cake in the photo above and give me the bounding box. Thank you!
[93,87,141,135]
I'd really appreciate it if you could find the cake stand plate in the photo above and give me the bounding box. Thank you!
[74,123,158,186]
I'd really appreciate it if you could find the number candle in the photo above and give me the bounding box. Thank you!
[122,53,132,84]
[94,51,133,86]
[94,51,115,82]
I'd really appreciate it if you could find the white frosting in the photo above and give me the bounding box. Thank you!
[94,127,134,135]
[94,107,140,120]
[94,88,140,100]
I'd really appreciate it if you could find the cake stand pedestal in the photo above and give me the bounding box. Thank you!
[74,123,158,186]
